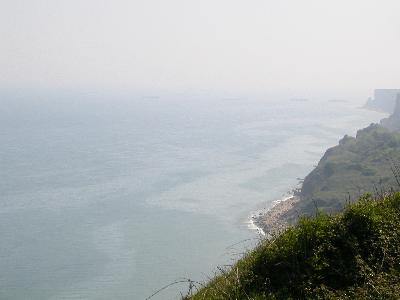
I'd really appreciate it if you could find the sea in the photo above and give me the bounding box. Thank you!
[0,90,386,299]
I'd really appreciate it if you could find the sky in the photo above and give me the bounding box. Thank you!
[1,0,400,97]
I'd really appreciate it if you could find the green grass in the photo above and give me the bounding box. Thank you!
[295,124,400,217]
[188,192,400,299]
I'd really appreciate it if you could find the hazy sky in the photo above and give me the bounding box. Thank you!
[1,0,400,96]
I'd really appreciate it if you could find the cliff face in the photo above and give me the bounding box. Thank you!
[295,124,400,217]
[364,89,400,113]
[381,94,400,131]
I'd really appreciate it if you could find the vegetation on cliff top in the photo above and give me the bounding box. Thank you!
[188,192,400,299]
[292,124,400,219]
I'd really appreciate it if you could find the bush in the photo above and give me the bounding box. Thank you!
[188,193,400,300]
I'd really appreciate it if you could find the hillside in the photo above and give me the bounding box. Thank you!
[290,124,400,219]
[188,192,400,299]
[381,94,400,131]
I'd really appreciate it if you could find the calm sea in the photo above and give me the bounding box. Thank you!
[0,91,386,299]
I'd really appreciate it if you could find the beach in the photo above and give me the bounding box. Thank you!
[249,193,300,237]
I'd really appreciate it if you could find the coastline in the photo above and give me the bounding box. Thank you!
[247,104,391,238]
[248,190,300,237]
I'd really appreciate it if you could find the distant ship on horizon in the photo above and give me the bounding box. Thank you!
[290,98,309,102]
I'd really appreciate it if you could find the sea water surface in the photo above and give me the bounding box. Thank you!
[0,91,386,299]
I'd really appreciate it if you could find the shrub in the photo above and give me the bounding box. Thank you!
[188,193,400,300]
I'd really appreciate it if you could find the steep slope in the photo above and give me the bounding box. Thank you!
[381,94,400,131]
[189,192,400,299]
[293,124,400,218]
[364,89,400,113]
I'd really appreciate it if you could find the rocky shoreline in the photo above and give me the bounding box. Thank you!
[251,191,300,238]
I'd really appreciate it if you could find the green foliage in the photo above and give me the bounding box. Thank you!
[297,124,400,217]
[189,193,400,299]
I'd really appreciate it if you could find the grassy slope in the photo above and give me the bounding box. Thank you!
[189,192,400,299]
[293,124,400,217]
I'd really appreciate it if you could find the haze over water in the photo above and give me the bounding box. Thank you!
[1,0,400,298]
[0,91,386,299]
